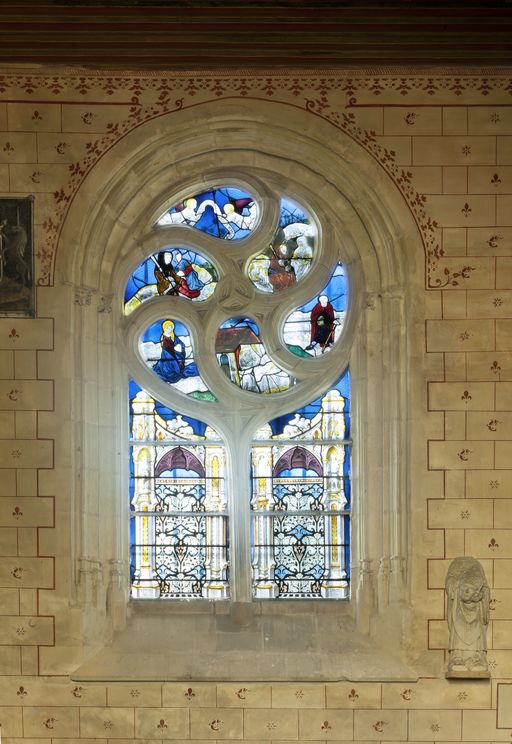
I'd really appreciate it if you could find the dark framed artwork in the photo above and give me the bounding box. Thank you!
[0,196,35,316]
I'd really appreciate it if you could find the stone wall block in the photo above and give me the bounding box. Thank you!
[413,136,495,165]
[468,166,512,193]
[23,706,80,738]
[0,380,53,411]
[467,352,512,381]
[467,411,512,439]
[0,706,23,737]
[243,707,299,740]
[0,556,53,588]
[408,709,462,740]
[384,107,442,135]
[426,321,495,352]
[465,529,512,558]
[353,709,407,740]
[9,164,69,193]
[325,682,381,709]
[0,497,53,527]
[134,706,190,739]
[0,133,37,163]
[428,440,494,469]
[162,682,217,708]
[189,707,244,739]
[216,684,271,708]
[425,195,495,227]
[298,708,353,740]
[0,320,53,350]
[7,103,62,132]
[271,684,325,708]
[468,226,512,256]
[428,498,493,529]
[467,291,512,318]
[468,107,512,134]
[0,439,53,469]
[107,683,162,707]
[0,615,53,645]
[429,382,494,410]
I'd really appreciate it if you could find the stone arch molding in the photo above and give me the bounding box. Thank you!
[60,101,423,678]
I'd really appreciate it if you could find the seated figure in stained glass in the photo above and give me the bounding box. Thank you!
[152,320,199,384]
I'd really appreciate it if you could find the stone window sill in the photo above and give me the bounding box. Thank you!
[71,600,418,683]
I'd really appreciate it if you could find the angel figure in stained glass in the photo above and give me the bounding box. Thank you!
[221,198,258,237]
[158,196,221,228]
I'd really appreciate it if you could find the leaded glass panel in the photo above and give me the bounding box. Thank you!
[215,317,291,394]
[283,263,348,357]
[156,186,258,240]
[124,248,217,315]
[139,319,214,400]
[129,381,228,599]
[250,370,350,599]
[247,198,316,293]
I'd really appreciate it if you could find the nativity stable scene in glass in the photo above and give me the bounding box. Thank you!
[125,181,351,600]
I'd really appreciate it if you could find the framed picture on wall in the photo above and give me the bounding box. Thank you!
[0,196,35,317]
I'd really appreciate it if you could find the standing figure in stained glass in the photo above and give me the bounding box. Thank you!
[267,229,297,292]
[307,295,335,352]
[152,320,199,384]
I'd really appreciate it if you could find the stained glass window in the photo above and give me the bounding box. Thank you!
[215,317,291,394]
[247,198,316,293]
[126,182,352,602]
[124,248,217,315]
[156,186,258,241]
[251,370,350,599]
[283,263,348,357]
[139,319,214,400]
[129,381,228,599]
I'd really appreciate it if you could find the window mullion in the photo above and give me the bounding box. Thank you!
[228,436,252,603]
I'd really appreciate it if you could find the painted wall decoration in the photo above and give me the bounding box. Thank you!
[156,186,258,241]
[139,319,213,400]
[283,263,348,357]
[247,198,316,293]
[215,316,291,394]
[0,196,34,316]
[124,248,217,314]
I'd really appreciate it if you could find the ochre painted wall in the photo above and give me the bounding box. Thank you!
[0,69,512,740]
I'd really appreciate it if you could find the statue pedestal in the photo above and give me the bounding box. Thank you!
[446,669,490,679]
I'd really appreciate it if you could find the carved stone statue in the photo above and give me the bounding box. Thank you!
[445,557,490,678]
